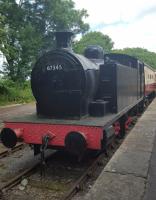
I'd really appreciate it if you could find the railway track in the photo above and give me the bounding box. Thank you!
[61,139,124,200]
[0,161,38,193]
[0,152,56,199]
[0,144,25,159]
[61,152,110,200]
[0,138,123,200]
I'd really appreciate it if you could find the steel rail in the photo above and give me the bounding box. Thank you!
[0,152,56,194]
[0,144,25,159]
[61,152,106,200]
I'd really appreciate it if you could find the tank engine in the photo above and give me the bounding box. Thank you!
[31,32,145,119]
[0,31,155,158]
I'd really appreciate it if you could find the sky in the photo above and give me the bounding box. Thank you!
[73,0,156,52]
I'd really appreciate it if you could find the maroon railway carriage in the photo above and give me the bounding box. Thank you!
[0,32,155,158]
[144,64,156,97]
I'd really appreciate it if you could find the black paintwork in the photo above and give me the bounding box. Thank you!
[104,53,145,98]
[65,131,87,155]
[0,128,17,148]
[89,100,109,116]
[55,31,73,49]
[84,45,104,60]
[99,53,145,113]
[31,32,145,119]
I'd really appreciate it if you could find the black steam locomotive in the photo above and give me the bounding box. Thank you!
[31,31,144,119]
[0,31,147,157]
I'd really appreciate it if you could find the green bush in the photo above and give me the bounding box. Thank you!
[0,81,9,95]
[0,79,34,106]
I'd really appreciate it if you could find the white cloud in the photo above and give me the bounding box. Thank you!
[73,0,156,52]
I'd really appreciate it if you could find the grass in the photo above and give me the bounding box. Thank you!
[0,79,34,106]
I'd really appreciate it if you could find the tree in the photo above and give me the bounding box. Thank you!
[0,15,7,51]
[113,48,156,69]
[0,0,89,82]
[0,15,6,75]
[22,0,89,52]
[0,0,42,81]
[74,31,114,54]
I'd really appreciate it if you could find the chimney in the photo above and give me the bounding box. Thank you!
[55,31,74,49]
